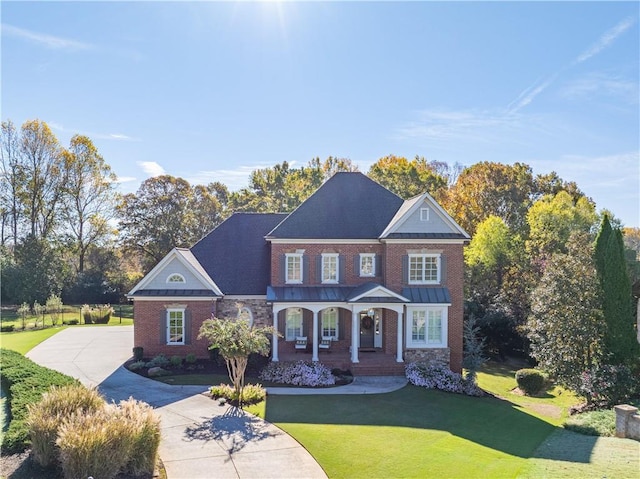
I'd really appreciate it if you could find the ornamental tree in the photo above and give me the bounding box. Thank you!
[198,317,277,402]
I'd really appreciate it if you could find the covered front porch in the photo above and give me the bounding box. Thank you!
[278,349,406,376]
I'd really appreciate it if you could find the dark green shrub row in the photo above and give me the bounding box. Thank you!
[0,348,78,454]
[1,324,15,332]
[515,368,545,395]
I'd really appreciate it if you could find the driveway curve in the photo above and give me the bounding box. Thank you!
[26,326,327,479]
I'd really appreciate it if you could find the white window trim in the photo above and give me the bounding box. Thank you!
[420,208,430,221]
[321,253,339,284]
[166,273,186,284]
[406,306,447,348]
[166,308,185,345]
[321,308,339,340]
[408,253,441,285]
[285,253,303,284]
[285,308,303,341]
[359,253,376,277]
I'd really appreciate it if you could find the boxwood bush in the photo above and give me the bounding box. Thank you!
[515,368,545,395]
[0,348,78,453]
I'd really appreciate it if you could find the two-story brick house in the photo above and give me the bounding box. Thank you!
[128,172,470,374]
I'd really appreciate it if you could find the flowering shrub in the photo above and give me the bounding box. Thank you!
[259,360,336,387]
[578,364,637,406]
[405,362,483,396]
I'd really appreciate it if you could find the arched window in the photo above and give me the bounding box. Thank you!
[166,273,186,284]
[237,306,253,327]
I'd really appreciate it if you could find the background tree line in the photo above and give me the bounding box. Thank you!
[2,119,639,386]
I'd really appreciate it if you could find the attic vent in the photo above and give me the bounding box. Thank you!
[420,208,430,221]
[167,273,186,284]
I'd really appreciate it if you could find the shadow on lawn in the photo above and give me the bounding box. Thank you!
[264,384,591,463]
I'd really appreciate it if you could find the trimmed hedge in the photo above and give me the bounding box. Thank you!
[515,368,545,395]
[0,348,78,454]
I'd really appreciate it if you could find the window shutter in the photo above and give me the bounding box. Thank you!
[338,312,345,340]
[338,255,346,283]
[316,255,322,283]
[354,256,360,276]
[402,255,409,284]
[184,309,192,345]
[279,255,286,283]
[440,255,447,285]
[160,310,167,345]
[303,256,310,284]
[376,254,383,277]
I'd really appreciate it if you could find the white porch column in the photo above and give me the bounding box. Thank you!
[272,309,279,362]
[312,310,319,362]
[351,309,359,363]
[396,310,404,363]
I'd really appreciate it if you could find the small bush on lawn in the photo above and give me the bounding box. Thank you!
[564,409,616,437]
[259,360,335,387]
[128,360,147,371]
[515,368,545,395]
[80,304,114,324]
[62,319,79,325]
[0,348,78,454]
[185,353,197,365]
[1,324,15,332]
[210,383,267,405]
[405,362,484,396]
[27,384,104,467]
[146,354,169,368]
[170,355,183,368]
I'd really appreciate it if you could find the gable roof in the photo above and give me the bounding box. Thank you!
[379,191,470,240]
[266,172,404,239]
[191,213,287,295]
[128,248,222,297]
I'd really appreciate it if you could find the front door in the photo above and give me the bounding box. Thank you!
[360,312,375,348]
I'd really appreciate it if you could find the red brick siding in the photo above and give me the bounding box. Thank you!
[133,300,215,359]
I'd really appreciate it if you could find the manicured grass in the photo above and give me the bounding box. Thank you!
[0,327,68,354]
[1,304,133,330]
[262,385,556,478]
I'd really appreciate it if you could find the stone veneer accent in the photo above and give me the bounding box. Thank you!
[404,348,451,366]
[215,298,273,328]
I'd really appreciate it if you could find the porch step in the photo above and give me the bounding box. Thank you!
[351,362,406,376]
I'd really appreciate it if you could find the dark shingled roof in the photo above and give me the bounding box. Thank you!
[131,289,218,297]
[191,213,288,295]
[402,287,451,304]
[267,172,404,239]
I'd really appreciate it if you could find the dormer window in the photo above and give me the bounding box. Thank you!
[167,273,186,284]
[420,208,430,221]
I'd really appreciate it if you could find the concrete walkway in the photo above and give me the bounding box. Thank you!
[26,327,326,479]
[25,326,408,478]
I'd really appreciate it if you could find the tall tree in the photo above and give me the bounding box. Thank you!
[61,135,117,273]
[118,175,221,271]
[439,162,535,236]
[526,191,597,264]
[367,155,447,199]
[0,120,24,245]
[526,232,605,392]
[19,120,65,239]
[594,216,639,366]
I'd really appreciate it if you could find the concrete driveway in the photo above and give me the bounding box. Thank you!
[26,326,327,479]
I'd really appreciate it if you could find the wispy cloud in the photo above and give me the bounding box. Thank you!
[114,176,137,184]
[1,23,93,51]
[508,16,636,114]
[138,161,166,177]
[573,16,637,65]
[560,71,639,105]
[49,122,139,142]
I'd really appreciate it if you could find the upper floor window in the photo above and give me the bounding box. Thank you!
[408,254,440,284]
[166,273,186,284]
[321,253,339,284]
[359,253,376,277]
[286,253,303,284]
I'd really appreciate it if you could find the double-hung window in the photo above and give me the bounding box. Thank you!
[321,308,339,340]
[407,307,446,347]
[321,253,339,283]
[285,253,303,284]
[285,308,303,341]
[408,254,440,284]
[359,253,375,277]
[167,308,185,345]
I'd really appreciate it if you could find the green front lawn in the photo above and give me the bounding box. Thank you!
[0,327,68,354]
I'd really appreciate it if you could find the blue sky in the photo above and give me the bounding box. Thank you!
[2,1,639,227]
